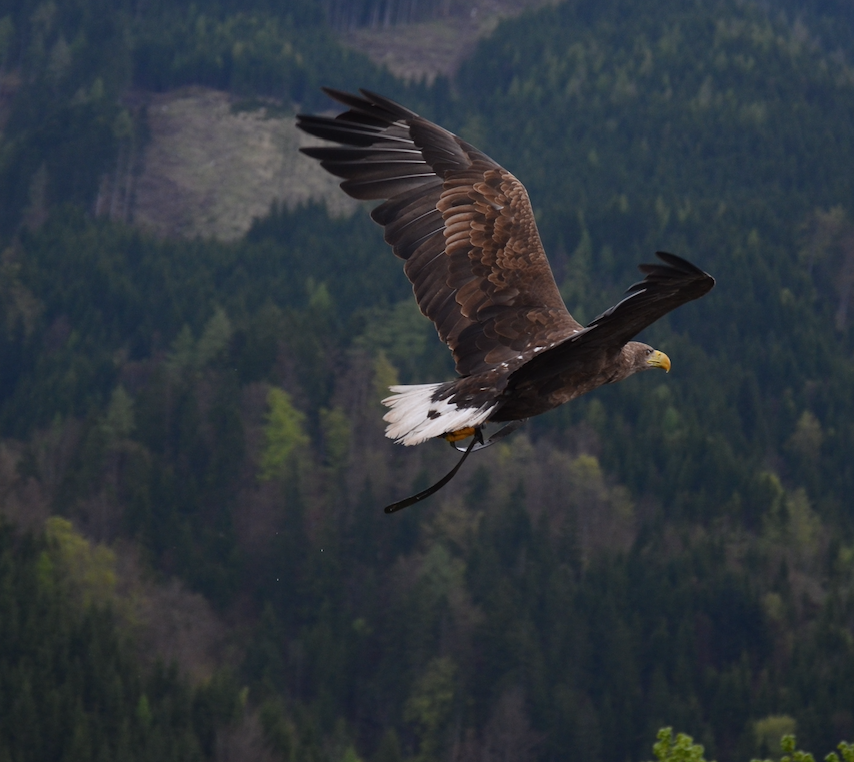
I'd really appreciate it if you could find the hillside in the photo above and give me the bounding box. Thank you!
[128,89,355,240]
[115,0,552,240]
[1,1,854,762]
[338,0,555,83]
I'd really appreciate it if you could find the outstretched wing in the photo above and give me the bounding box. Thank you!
[583,251,715,345]
[297,88,580,377]
[507,252,715,386]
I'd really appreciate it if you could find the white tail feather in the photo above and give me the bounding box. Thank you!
[382,384,495,446]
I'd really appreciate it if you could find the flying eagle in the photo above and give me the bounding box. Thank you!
[297,89,715,511]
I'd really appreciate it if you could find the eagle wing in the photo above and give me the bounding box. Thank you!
[297,88,581,377]
[583,252,715,344]
[507,252,715,387]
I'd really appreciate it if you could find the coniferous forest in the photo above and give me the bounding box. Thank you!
[1,0,854,760]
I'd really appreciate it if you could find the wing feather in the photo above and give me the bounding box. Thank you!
[584,251,715,345]
[297,88,581,377]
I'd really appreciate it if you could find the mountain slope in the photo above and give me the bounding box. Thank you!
[2,1,854,761]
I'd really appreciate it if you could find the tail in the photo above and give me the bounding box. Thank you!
[382,383,496,446]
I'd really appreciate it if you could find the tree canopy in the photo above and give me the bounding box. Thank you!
[0,0,854,760]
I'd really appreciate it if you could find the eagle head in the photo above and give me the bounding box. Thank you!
[625,341,671,375]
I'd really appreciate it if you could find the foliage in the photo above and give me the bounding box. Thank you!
[646,729,854,762]
[44,515,117,607]
[649,728,715,762]
[0,519,243,762]
[259,387,309,480]
[131,4,399,106]
[750,733,824,762]
[2,0,854,761]
[827,742,854,762]
[404,657,457,761]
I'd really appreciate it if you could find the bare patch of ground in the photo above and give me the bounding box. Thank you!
[339,0,555,82]
[131,88,357,241]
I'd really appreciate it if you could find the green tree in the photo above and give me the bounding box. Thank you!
[259,386,309,481]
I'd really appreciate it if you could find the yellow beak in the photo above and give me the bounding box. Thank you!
[647,350,671,373]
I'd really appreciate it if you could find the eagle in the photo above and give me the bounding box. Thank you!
[297,89,715,511]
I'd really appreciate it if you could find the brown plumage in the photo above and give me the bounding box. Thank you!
[297,88,715,453]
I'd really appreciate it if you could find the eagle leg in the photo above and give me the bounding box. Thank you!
[450,419,526,453]
[442,426,477,442]
[384,429,482,514]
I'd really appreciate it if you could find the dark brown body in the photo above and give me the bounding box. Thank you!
[447,340,660,424]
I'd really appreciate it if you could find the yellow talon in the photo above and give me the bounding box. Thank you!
[442,427,476,442]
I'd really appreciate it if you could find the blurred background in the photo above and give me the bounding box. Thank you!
[0,0,853,760]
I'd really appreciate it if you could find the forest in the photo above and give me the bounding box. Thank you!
[1,0,854,760]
